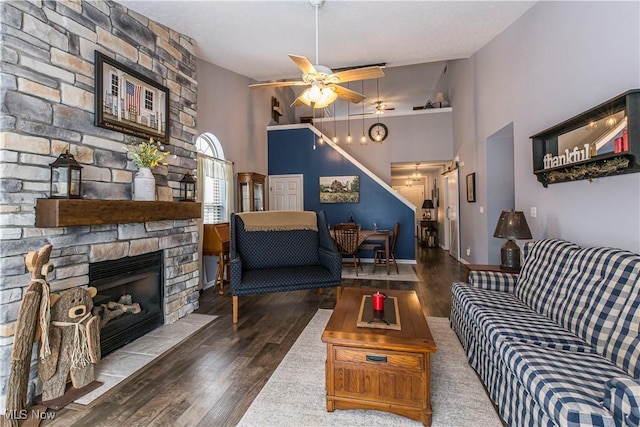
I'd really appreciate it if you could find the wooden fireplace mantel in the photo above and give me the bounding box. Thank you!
[35,199,202,228]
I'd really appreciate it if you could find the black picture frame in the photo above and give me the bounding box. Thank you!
[94,51,170,142]
[466,173,476,203]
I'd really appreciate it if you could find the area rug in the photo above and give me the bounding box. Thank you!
[341,263,420,282]
[238,310,502,426]
[74,313,218,406]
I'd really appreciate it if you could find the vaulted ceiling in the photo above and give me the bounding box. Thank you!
[120,1,536,117]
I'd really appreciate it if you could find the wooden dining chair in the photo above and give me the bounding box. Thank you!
[373,222,400,274]
[332,223,362,276]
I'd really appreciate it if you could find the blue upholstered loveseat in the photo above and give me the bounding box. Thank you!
[229,210,342,323]
[451,239,640,427]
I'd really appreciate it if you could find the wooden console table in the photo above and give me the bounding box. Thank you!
[418,220,438,248]
[203,223,230,295]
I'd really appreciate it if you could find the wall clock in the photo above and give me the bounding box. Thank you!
[369,123,388,142]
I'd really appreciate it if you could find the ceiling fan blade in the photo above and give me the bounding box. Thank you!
[332,66,385,84]
[332,84,366,104]
[290,95,308,108]
[289,54,318,76]
[249,80,308,89]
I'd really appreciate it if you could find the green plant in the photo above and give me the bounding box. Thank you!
[129,138,169,168]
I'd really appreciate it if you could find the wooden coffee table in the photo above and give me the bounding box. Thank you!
[321,287,437,426]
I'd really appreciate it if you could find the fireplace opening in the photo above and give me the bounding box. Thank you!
[89,251,164,356]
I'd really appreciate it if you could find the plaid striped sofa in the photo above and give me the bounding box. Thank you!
[229,210,342,323]
[451,239,640,427]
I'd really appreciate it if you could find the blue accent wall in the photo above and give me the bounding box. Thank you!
[268,127,415,260]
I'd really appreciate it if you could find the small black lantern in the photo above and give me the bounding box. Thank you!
[49,150,82,199]
[179,172,196,202]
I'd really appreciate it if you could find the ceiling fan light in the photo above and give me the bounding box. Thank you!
[308,83,322,103]
[298,89,313,107]
[314,88,337,108]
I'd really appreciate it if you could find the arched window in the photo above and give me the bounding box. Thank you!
[196,133,232,224]
[196,133,225,159]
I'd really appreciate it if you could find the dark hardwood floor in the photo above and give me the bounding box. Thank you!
[43,244,466,426]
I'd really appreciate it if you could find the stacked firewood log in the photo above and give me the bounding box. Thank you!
[92,294,141,328]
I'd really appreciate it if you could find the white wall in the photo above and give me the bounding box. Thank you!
[321,110,453,182]
[450,1,640,257]
[196,59,296,175]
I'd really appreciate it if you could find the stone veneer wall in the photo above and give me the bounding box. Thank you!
[0,0,199,410]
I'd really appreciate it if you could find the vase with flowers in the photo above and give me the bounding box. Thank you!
[129,138,169,201]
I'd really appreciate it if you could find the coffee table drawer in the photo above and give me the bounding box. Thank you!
[334,347,424,371]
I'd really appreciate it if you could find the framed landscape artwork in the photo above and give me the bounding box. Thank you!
[319,175,360,203]
[94,51,170,142]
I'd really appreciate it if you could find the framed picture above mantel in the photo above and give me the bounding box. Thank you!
[94,51,170,143]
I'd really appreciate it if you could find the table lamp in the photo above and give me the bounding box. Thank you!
[493,210,532,270]
[422,200,435,220]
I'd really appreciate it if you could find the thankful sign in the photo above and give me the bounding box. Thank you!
[543,144,591,169]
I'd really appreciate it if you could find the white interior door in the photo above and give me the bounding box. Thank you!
[445,170,460,259]
[393,185,424,233]
[269,174,303,211]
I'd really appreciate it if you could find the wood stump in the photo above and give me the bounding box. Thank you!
[5,245,53,427]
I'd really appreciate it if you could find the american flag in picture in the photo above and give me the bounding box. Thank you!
[125,80,141,114]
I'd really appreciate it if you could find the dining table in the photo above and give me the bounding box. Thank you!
[358,229,392,275]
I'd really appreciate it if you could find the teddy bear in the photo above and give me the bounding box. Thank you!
[38,287,101,402]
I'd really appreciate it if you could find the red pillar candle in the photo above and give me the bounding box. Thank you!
[372,291,386,311]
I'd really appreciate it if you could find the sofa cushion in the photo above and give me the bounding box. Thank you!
[549,247,640,378]
[232,265,335,296]
[235,216,320,270]
[452,282,532,314]
[608,306,640,380]
[472,305,595,354]
[514,239,580,317]
[453,283,594,354]
[501,340,627,427]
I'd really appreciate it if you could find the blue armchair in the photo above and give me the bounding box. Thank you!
[229,210,342,323]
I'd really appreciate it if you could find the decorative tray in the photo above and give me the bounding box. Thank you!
[356,295,401,330]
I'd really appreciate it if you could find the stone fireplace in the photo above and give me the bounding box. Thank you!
[0,1,200,412]
[90,251,164,356]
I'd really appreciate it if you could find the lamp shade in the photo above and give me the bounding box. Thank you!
[493,210,532,240]
[422,199,435,209]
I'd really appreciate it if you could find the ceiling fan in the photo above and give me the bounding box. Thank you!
[248,0,385,109]
[374,100,395,114]
[350,79,395,115]
[349,101,395,116]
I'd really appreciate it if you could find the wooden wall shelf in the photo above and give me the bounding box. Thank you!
[531,89,640,187]
[35,199,202,228]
